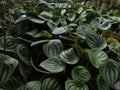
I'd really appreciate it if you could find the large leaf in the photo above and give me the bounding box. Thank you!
[71,66,91,83]
[76,24,93,39]
[17,44,31,66]
[99,59,120,86]
[91,17,112,30]
[97,75,110,90]
[87,49,108,68]
[40,58,66,73]
[0,54,18,86]
[0,36,18,53]
[86,33,107,49]
[43,39,63,58]
[42,78,62,90]
[1,76,24,90]
[65,79,89,90]
[17,81,41,90]
[60,48,79,64]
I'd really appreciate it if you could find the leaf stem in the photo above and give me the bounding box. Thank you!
[30,58,53,74]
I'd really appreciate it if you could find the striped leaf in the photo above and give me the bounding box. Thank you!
[91,17,111,30]
[17,44,31,66]
[99,59,119,86]
[17,81,41,90]
[65,79,89,90]
[71,66,91,83]
[0,36,18,53]
[43,39,63,58]
[60,48,79,65]
[87,49,108,68]
[97,75,110,90]
[1,76,24,90]
[42,78,62,90]
[40,58,66,73]
[86,33,107,49]
[0,54,18,86]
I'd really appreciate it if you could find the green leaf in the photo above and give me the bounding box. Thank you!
[17,44,31,66]
[17,81,41,90]
[28,18,45,24]
[40,58,66,73]
[91,17,112,30]
[65,79,89,90]
[60,48,79,64]
[71,66,91,83]
[86,33,107,49]
[87,50,100,68]
[99,59,120,86]
[42,78,62,90]
[67,13,76,22]
[43,39,63,58]
[97,75,110,90]
[87,49,108,68]
[1,76,25,90]
[76,24,94,39]
[31,40,49,47]
[40,11,53,20]
[0,36,18,53]
[0,54,18,86]
[52,26,67,35]
[109,43,120,55]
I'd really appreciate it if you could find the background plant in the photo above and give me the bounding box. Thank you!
[0,0,120,90]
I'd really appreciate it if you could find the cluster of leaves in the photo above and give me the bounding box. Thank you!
[0,0,120,90]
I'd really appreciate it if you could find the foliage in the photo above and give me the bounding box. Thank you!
[0,0,120,90]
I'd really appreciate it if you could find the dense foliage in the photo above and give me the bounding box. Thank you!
[0,0,120,90]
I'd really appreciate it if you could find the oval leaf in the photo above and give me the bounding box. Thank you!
[0,36,18,53]
[60,48,79,64]
[43,39,63,58]
[65,79,89,90]
[86,33,107,49]
[97,75,110,90]
[17,81,41,90]
[0,54,18,86]
[99,59,120,86]
[71,66,91,83]
[17,44,31,66]
[42,78,62,90]
[87,49,108,68]
[40,58,66,73]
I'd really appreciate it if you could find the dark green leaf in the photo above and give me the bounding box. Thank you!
[40,58,66,73]
[0,54,18,86]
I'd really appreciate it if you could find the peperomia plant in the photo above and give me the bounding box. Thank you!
[0,0,120,90]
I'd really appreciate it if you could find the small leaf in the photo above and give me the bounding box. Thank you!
[52,27,67,35]
[40,58,66,73]
[31,40,49,47]
[71,66,91,83]
[17,81,41,90]
[86,33,107,49]
[43,39,63,58]
[28,18,44,24]
[42,78,62,90]
[40,11,53,20]
[17,44,31,66]
[67,13,76,22]
[87,50,100,68]
[0,54,18,86]
[91,17,112,30]
[65,79,89,90]
[60,48,79,64]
